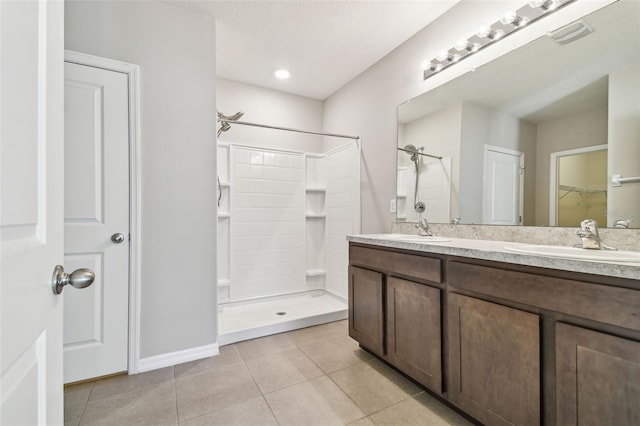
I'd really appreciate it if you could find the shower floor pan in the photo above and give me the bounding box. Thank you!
[217,290,347,346]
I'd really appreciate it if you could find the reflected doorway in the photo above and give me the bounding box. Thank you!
[550,145,608,227]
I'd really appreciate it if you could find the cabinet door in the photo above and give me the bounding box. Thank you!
[448,293,540,426]
[556,323,640,426]
[387,277,441,393]
[348,266,384,355]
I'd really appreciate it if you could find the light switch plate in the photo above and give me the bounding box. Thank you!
[389,199,397,213]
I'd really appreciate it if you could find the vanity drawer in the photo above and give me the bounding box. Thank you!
[448,261,640,331]
[349,244,442,283]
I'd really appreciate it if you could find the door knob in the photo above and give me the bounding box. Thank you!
[111,233,125,244]
[51,265,95,295]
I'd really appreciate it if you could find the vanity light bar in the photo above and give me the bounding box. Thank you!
[423,0,576,80]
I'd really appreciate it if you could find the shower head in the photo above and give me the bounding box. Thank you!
[216,111,244,138]
[217,111,244,121]
[404,144,421,162]
[217,122,231,137]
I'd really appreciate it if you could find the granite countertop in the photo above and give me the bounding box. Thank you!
[347,234,640,281]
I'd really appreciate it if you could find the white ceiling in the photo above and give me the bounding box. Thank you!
[169,1,459,100]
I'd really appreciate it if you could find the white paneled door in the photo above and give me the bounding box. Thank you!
[483,146,524,225]
[1,1,65,424]
[63,62,130,383]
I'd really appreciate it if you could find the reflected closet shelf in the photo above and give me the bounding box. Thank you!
[305,213,326,218]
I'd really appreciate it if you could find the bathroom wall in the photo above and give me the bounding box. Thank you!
[217,78,324,153]
[459,103,537,225]
[65,1,218,360]
[535,106,608,226]
[324,0,614,234]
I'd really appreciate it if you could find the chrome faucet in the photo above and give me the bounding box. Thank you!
[415,218,433,236]
[576,219,616,250]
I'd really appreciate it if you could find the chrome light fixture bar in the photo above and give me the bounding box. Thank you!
[423,0,575,80]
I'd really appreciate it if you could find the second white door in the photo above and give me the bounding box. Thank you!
[483,146,524,225]
[64,60,130,383]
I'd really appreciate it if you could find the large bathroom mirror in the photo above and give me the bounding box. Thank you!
[397,0,639,228]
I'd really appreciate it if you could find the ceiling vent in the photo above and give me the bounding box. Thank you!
[548,20,594,45]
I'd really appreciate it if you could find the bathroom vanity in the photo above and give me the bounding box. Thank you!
[347,235,640,426]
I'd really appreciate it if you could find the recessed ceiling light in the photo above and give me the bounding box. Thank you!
[274,69,291,80]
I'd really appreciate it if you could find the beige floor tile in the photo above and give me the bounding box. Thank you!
[180,397,278,426]
[65,381,94,406]
[235,332,298,362]
[64,402,85,426]
[175,361,261,421]
[245,347,324,394]
[80,381,177,425]
[329,359,421,415]
[370,393,473,426]
[299,335,374,373]
[367,359,423,396]
[346,417,376,426]
[89,367,174,401]
[265,375,365,426]
[174,345,242,379]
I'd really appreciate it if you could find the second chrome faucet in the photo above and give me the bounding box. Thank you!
[576,219,616,250]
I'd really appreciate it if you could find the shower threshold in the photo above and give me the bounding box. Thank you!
[217,290,347,346]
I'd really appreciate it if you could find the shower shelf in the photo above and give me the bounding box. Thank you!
[397,194,407,199]
[305,213,326,218]
[305,187,326,192]
[219,181,230,187]
[306,269,326,277]
[217,213,230,218]
[217,279,230,287]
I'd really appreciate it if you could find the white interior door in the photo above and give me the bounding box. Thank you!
[1,1,65,424]
[63,61,130,383]
[483,146,524,225]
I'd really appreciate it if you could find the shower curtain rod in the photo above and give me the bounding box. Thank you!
[396,146,442,160]
[217,118,360,140]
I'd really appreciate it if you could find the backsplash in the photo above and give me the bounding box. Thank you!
[391,223,640,252]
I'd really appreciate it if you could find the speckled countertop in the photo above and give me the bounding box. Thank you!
[347,234,640,281]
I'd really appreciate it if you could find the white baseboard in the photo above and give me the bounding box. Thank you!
[137,343,219,373]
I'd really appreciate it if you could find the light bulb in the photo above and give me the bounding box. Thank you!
[528,0,545,7]
[436,50,450,62]
[500,10,517,25]
[477,25,504,40]
[454,38,469,51]
[477,25,492,38]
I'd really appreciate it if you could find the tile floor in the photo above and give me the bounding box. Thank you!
[64,320,473,426]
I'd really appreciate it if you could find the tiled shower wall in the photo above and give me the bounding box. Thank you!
[229,146,306,300]
[326,144,360,299]
[218,142,360,303]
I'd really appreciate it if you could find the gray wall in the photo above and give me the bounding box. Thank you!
[217,78,324,152]
[65,1,218,358]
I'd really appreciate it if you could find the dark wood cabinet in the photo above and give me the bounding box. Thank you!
[348,266,384,356]
[348,242,640,426]
[556,323,640,426]
[386,277,441,393]
[448,293,540,426]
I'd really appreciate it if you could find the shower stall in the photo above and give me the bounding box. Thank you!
[216,116,361,344]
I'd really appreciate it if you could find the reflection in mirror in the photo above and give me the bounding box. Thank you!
[397,0,639,228]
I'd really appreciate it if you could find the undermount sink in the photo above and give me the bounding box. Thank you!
[375,234,452,243]
[504,244,640,263]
